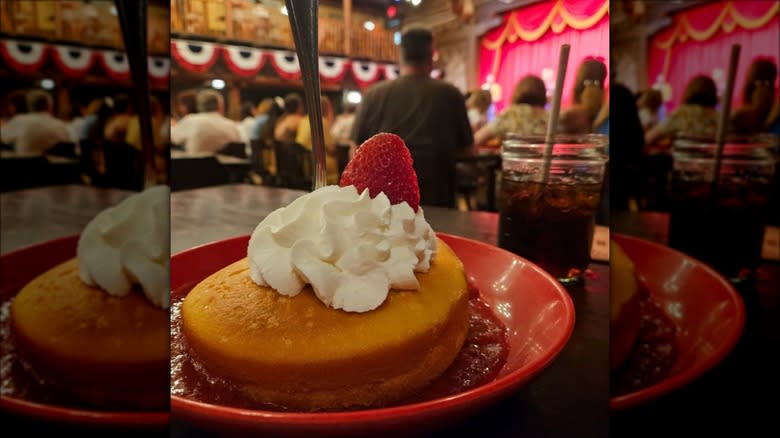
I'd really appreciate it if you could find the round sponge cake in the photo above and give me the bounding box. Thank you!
[182,238,470,411]
[11,258,169,409]
[610,241,642,371]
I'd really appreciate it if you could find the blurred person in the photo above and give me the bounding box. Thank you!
[466,89,492,132]
[609,83,645,211]
[330,103,356,146]
[85,99,115,144]
[637,89,663,132]
[238,100,257,145]
[170,89,241,155]
[173,90,198,124]
[560,57,608,134]
[125,95,166,150]
[257,99,285,175]
[593,89,610,135]
[351,27,473,208]
[731,58,777,134]
[274,93,305,143]
[473,75,549,146]
[0,89,70,156]
[767,98,780,135]
[249,98,276,141]
[67,102,89,144]
[644,75,719,147]
[1,90,29,125]
[297,95,338,185]
[642,75,719,211]
[103,94,133,142]
[77,98,104,141]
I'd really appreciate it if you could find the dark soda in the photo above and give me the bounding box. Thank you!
[498,177,602,282]
[668,177,772,280]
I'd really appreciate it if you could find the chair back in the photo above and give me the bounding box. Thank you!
[273,141,312,190]
[103,141,144,190]
[0,156,51,191]
[218,142,248,158]
[170,156,230,191]
[45,142,78,158]
[249,139,268,176]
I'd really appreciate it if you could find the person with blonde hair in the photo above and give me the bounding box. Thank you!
[559,57,607,134]
[473,75,549,146]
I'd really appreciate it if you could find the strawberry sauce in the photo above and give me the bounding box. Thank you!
[611,295,678,396]
[170,282,509,411]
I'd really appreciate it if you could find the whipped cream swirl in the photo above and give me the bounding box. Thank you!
[248,185,437,312]
[77,185,170,309]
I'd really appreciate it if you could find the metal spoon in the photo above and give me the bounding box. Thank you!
[115,0,157,188]
[285,0,327,190]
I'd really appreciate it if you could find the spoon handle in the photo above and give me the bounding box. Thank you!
[285,0,327,190]
[115,0,157,189]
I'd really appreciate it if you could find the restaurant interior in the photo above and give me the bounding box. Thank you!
[0,1,779,437]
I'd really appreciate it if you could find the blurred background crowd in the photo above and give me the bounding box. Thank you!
[1,0,777,216]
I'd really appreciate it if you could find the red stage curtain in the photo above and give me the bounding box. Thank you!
[648,1,779,113]
[478,0,610,112]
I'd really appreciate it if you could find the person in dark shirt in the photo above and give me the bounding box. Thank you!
[350,28,474,208]
[609,83,645,211]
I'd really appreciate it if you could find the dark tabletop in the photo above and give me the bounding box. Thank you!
[169,184,609,438]
[610,211,780,437]
[1,185,133,254]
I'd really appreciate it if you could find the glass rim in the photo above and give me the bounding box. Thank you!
[674,133,779,147]
[503,133,608,146]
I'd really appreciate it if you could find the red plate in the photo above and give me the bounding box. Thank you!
[0,235,170,429]
[610,234,745,410]
[171,232,576,437]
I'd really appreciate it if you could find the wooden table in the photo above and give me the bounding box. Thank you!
[611,211,780,436]
[170,184,609,438]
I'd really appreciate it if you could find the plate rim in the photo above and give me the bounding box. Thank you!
[0,234,170,428]
[169,232,576,425]
[609,233,746,411]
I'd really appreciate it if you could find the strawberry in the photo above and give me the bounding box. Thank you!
[339,133,420,211]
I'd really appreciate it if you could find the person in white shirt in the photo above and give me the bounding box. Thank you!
[1,90,71,156]
[170,89,241,155]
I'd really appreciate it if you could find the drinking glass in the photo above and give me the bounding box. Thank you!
[668,134,778,283]
[498,134,608,284]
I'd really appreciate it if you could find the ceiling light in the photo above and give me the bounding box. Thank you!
[211,79,226,90]
[346,91,362,104]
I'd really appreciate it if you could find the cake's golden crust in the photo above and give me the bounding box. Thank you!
[182,238,470,410]
[610,241,642,371]
[10,258,169,408]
